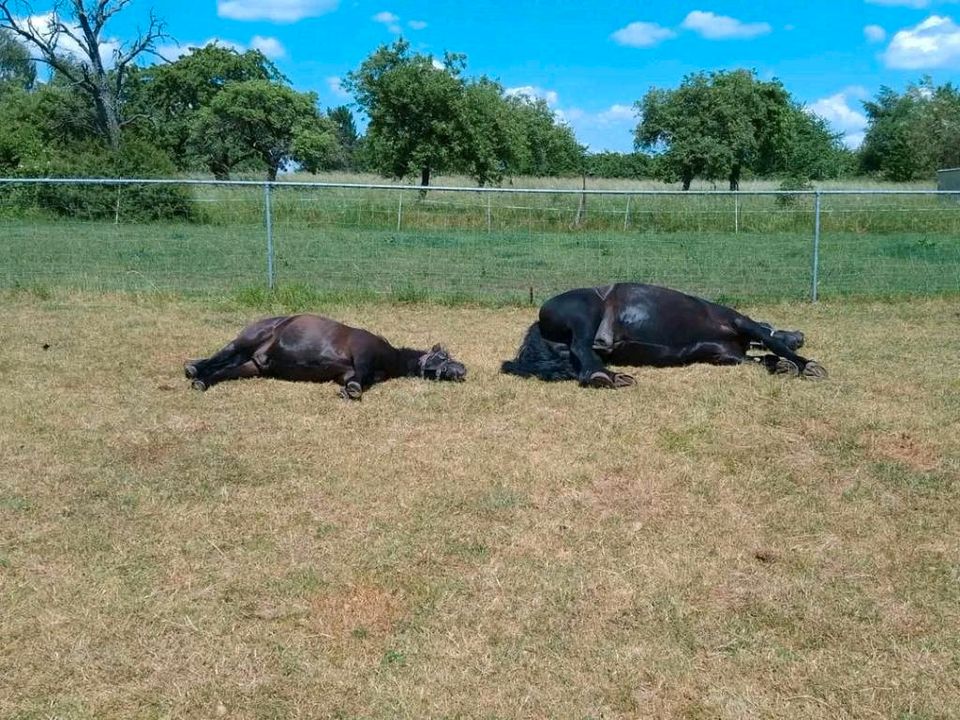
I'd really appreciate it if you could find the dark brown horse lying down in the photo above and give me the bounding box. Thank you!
[502,283,827,388]
[185,314,466,400]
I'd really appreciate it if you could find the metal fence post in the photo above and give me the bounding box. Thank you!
[396,193,403,231]
[734,193,739,234]
[264,183,275,290]
[811,190,821,303]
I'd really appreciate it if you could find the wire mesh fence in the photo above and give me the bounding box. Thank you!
[1,178,958,303]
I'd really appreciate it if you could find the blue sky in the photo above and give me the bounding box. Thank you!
[18,0,960,151]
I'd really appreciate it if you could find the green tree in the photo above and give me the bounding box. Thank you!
[198,80,338,181]
[584,151,652,179]
[505,94,584,177]
[860,77,960,181]
[453,77,525,185]
[0,0,165,150]
[127,44,285,178]
[0,71,99,171]
[0,27,34,91]
[325,105,358,170]
[636,69,799,190]
[344,39,465,187]
[774,106,851,180]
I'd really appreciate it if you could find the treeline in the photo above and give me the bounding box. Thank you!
[1,0,959,200]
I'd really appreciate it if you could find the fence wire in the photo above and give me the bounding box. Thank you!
[1,179,958,303]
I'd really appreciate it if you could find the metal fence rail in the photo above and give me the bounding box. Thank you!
[1,178,958,303]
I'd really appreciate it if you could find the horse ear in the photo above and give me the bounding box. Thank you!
[431,343,442,353]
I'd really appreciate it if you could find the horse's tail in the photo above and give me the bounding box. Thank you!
[501,322,577,381]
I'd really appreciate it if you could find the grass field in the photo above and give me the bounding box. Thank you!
[2,220,958,304]
[1,174,958,303]
[2,290,958,718]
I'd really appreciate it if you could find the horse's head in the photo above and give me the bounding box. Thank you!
[419,344,466,382]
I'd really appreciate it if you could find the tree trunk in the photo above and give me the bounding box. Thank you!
[728,164,741,191]
[209,155,231,181]
[93,84,122,151]
[420,166,431,187]
[682,173,693,191]
[267,164,278,182]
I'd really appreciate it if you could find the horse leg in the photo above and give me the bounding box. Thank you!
[185,342,244,379]
[190,360,260,391]
[336,359,372,401]
[751,323,805,352]
[734,317,827,379]
[570,336,634,389]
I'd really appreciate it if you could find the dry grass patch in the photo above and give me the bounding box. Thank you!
[1,291,958,719]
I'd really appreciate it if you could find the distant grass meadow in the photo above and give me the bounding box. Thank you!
[1,173,958,304]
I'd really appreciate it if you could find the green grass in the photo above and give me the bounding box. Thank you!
[0,175,958,303]
[1,218,958,303]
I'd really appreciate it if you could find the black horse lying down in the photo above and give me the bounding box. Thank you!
[502,283,826,388]
[185,314,466,400]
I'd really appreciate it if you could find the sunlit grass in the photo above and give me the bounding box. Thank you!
[1,291,958,718]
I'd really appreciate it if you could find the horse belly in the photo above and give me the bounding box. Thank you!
[266,345,351,383]
[608,341,682,367]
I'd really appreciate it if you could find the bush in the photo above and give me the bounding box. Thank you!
[776,176,814,207]
[5,138,196,221]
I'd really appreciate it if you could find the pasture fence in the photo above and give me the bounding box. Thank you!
[1,177,958,304]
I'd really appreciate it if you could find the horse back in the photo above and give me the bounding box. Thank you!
[608,283,742,346]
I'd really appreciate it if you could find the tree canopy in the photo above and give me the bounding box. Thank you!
[859,77,960,181]
[199,80,338,180]
[0,0,165,149]
[345,39,584,186]
[126,44,289,178]
[0,27,35,91]
[635,69,846,189]
[0,4,950,190]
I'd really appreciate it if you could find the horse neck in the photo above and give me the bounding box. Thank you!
[392,347,426,378]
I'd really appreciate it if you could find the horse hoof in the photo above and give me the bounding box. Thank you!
[191,379,207,392]
[774,358,800,377]
[184,364,198,379]
[587,371,615,389]
[339,381,362,400]
[613,373,636,388]
[802,361,828,381]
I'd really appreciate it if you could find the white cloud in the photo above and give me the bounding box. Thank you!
[408,19,427,30]
[505,85,560,106]
[680,11,772,40]
[844,131,866,147]
[561,103,639,152]
[865,24,888,42]
[326,75,350,98]
[596,104,636,124]
[218,0,338,22]
[13,12,121,66]
[883,14,960,67]
[372,10,401,33]
[808,89,869,148]
[611,21,676,48]
[250,35,286,59]
[866,0,930,8]
[156,37,282,61]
